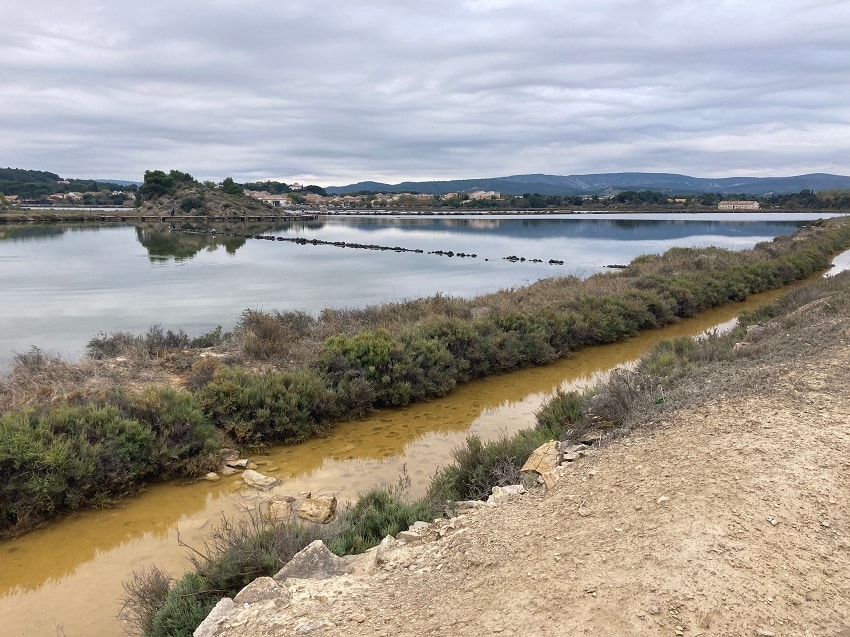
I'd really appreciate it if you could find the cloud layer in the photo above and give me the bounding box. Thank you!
[2,1,848,185]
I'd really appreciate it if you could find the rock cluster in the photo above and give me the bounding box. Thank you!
[204,449,339,525]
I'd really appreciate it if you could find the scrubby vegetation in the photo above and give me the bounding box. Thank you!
[0,386,220,533]
[3,218,850,538]
[428,266,850,505]
[123,482,426,637]
[123,261,850,637]
[131,169,271,217]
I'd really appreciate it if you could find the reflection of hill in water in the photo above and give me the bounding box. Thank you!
[328,216,807,242]
[268,220,327,233]
[0,225,66,242]
[135,225,248,261]
[135,220,325,261]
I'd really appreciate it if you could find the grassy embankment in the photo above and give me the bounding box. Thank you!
[122,244,850,637]
[3,218,850,543]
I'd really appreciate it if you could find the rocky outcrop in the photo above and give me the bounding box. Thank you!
[297,494,338,523]
[241,469,280,490]
[276,540,359,580]
[520,440,561,474]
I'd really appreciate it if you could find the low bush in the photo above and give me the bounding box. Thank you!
[121,566,172,637]
[189,325,226,349]
[0,403,160,533]
[144,572,215,637]
[87,324,218,359]
[197,367,335,446]
[534,389,584,437]
[316,329,457,409]
[87,331,147,360]
[133,515,327,637]
[237,309,315,360]
[326,486,433,555]
[415,316,493,380]
[426,430,552,504]
[144,325,192,354]
[126,488,422,637]
[0,385,223,536]
[107,386,220,478]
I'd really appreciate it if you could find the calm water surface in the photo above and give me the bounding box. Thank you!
[0,212,842,368]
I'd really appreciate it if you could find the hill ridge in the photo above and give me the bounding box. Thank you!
[327,171,850,196]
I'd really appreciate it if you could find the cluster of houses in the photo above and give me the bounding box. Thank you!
[6,191,135,207]
[717,200,760,211]
[245,187,760,211]
[245,189,503,209]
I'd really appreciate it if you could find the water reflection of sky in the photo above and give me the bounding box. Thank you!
[0,213,846,368]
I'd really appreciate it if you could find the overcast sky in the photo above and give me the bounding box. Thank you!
[2,1,848,186]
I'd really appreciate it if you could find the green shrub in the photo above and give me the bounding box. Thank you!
[86,331,146,359]
[493,312,556,368]
[189,325,225,349]
[0,410,82,530]
[0,403,167,533]
[415,316,489,381]
[46,403,158,490]
[179,196,204,213]
[326,488,433,555]
[427,430,551,503]
[109,387,220,477]
[316,329,455,409]
[146,572,216,637]
[198,368,335,445]
[534,389,585,437]
[121,566,172,637]
[144,325,191,355]
[399,335,458,402]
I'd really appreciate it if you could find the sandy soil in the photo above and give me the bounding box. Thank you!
[201,325,850,637]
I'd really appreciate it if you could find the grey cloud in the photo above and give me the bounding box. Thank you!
[2,0,848,183]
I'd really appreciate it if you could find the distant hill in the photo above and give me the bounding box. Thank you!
[0,167,140,199]
[99,179,142,187]
[326,172,850,196]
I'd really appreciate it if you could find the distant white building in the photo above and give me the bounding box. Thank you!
[468,190,500,200]
[245,191,291,207]
[718,200,760,211]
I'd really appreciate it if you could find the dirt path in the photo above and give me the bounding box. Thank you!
[199,336,850,636]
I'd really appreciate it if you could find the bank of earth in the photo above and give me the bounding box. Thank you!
[194,270,850,637]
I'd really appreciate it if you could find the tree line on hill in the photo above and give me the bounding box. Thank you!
[0,168,138,200]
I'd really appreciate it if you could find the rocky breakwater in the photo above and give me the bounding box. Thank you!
[192,438,599,637]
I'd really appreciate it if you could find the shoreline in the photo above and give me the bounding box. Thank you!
[3,206,847,224]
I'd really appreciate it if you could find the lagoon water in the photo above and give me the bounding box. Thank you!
[0,212,843,368]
